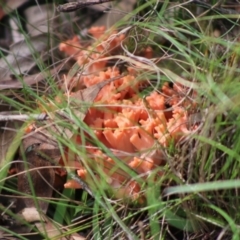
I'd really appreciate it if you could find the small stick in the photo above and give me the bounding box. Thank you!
[0,113,48,121]
[57,0,114,12]
[191,0,239,15]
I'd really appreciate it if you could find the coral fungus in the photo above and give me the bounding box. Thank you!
[59,26,198,202]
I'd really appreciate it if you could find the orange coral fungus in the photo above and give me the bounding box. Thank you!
[88,26,106,39]
[59,26,125,75]
[59,26,198,203]
[59,35,83,59]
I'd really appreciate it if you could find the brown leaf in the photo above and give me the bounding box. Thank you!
[0,63,67,90]
[17,150,55,212]
[19,124,65,212]
[0,33,50,79]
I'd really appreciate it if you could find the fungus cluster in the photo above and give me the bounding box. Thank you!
[59,26,198,201]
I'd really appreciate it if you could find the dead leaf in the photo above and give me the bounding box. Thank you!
[17,150,55,212]
[18,122,66,212]
[24,4,54,37]
[0,63,67,90]
[0,33,50,79]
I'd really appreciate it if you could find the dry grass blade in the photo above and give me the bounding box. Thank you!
[0,121,22,165]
